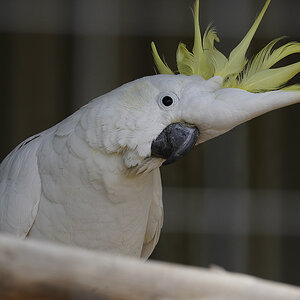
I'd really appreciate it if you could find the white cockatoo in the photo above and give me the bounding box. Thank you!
[0,0,300,259]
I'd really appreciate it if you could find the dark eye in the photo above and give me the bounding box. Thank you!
[157,92,179,110]
[162,96,173,107]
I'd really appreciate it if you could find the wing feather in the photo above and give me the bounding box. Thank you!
[0,135,42,237]
[141,169,163,259]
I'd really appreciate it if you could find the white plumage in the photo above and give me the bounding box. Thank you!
[0,74,299,259]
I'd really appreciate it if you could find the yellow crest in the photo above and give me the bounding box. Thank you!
[151,0,300,93]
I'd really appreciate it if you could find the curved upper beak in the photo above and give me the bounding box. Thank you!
[151,123,199,165]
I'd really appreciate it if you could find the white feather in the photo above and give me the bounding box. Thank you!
[0,74,299,259]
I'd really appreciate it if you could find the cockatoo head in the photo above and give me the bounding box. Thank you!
[94,0,300,174]
[147,73,300,166]
[104,73,299,174]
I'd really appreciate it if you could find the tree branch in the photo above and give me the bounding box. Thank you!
[0,234,299,300]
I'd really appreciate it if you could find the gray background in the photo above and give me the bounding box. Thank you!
[0,0,299,286]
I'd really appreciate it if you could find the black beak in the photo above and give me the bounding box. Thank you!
[151,123,199,165]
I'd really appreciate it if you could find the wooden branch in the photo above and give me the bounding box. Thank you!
[0,234,299,300]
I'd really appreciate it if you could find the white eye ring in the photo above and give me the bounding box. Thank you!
[157,92,179,111]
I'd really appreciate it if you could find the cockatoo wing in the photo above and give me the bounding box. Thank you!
[141,168,164,259]
[0,134,42,237]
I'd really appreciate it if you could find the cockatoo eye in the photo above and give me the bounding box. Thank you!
[157,92,179,110]
[162,96,173,106]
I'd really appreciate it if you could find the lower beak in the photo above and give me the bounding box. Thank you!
[151,123,199,165]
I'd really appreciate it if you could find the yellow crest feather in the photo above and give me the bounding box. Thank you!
[151,42,174,75]
[218,0,271,78]
[151,0,300,93]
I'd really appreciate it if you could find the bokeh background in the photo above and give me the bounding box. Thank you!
[0,0,299,286]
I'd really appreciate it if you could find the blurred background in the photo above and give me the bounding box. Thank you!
[0,0,299,287]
